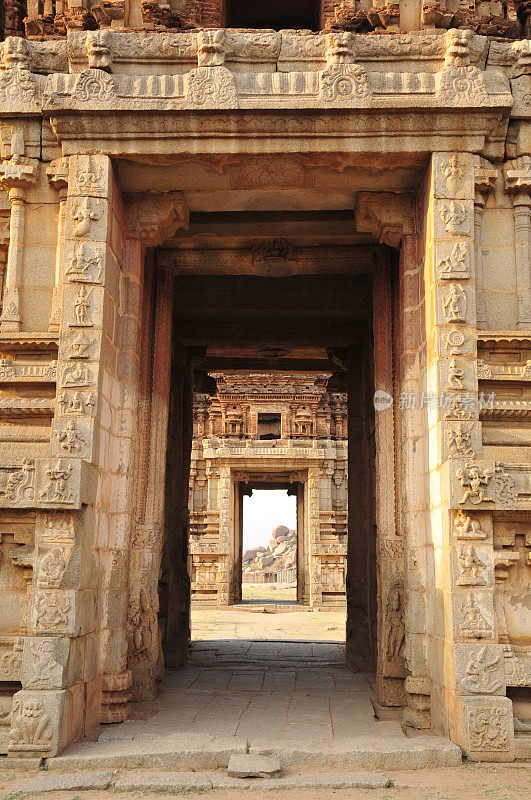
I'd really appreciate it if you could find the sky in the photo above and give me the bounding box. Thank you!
[243,489,297,550]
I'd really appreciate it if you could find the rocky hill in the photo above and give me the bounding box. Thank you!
[242,524,296,579]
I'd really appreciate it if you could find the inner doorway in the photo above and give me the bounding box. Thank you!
[241,488,298,604]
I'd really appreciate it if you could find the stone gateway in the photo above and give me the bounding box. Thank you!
[0,0,529,764]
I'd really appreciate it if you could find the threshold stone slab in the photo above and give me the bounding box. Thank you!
[11,770,114,792]
[114,772,215,792]
[228,753,282,778]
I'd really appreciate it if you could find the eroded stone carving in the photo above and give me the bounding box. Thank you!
[58,392,96,417]
[70,198,103,238]
[442,154,467,195]
[73,69,116,102]
[66,244,103,283]
[186,67,238,109]
[0,460,35,504]
[23,640,63,688]
[466,705,510,750]
[443,283,467,323]
[440,201,471,235]
[454,510,487,539]
[61,363,93,388]
[319,64,370,103]
[459,593,494,639]
[9,698,52,751]
[439,242,471,279]
[462,647,503,693]
[457,465,493,504]
[34,591,71,632]
[54,421,88,455]
[448,423,476,457]
[385,583,405,663]
[37,548,68,588]
[39,461,74,505]
[457,546,487,585]
[448,358,465,389]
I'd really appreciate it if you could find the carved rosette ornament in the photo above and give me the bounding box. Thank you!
[185,67,238,109]
[438,66,488,106]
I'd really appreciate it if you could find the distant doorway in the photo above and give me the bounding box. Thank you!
[241,489,297,604]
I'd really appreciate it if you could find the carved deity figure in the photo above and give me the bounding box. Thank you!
[460,593,492,639]
[457,465,493,505]
[468,707,508,750]
[442,155,466,195]
[458,546,487,585]
[40,461,73,504]
[443,283,466,323]
[128,587,152,660]
[462,646,502,694]
[38,548,68,588]
[25,641,58,688]
[73,286,90,326]
[34,591,71,630]
[55,420,87,454]
[448,358,464,389]
[385,585,405,663]
[448,423,475,458]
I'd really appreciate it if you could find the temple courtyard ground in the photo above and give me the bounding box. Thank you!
[1,605,528,798]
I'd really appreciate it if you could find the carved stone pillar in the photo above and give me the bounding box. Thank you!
[504,156,531,329]
[0,158,38,331]
[307,466,322,608]
[473,158,498,328]
[46,158,69,332]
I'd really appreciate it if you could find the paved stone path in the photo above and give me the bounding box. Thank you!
[99,637,388,746]
[45,608,461,770]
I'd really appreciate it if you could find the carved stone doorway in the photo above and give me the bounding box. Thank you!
[238,481,301,605]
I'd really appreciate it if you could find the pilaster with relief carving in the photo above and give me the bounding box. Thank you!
[504,156,531,329]
[0,158,38,331]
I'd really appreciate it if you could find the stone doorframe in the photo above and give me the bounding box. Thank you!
[2,28,527,762]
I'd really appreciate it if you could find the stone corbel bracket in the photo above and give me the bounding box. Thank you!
[356,192,415,248]
[125,191,189,247]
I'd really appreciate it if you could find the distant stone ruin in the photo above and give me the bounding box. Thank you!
[243,525,297,584]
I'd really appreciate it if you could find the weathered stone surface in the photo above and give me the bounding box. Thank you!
[227,753,282,778]
[11,770,113,792]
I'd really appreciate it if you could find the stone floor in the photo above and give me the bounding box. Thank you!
[99,638,383,747]
[43,607,461,771]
